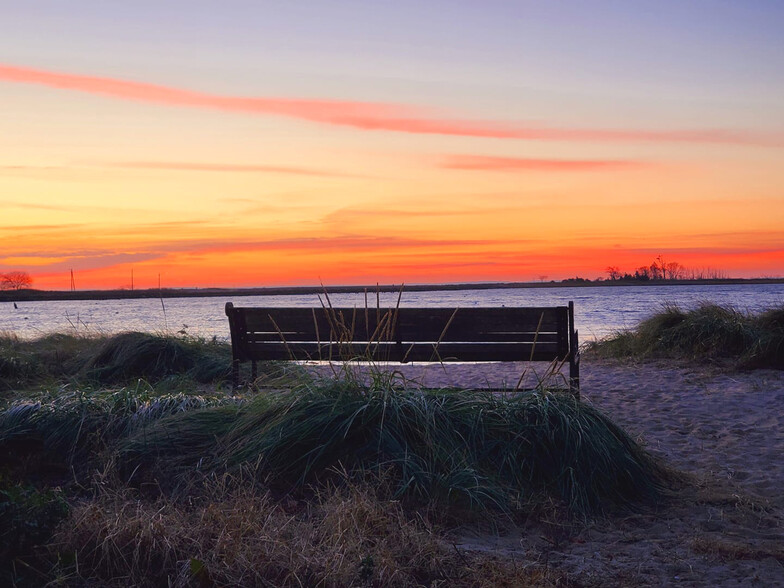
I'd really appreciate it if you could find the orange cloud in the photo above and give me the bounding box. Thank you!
[0,200,71,211]
[0,233,500,274]
[441,155,651,171]
[102,161,367,178]
[2,63,781,146]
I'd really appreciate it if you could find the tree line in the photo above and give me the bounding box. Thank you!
[605,256,728,282]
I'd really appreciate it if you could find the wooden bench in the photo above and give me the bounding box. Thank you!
[225,301,580,397]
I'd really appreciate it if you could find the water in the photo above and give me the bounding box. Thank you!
[2,284,783,342]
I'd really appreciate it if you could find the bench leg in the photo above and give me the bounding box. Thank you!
[232,358,240,389]
[570,361,580,400]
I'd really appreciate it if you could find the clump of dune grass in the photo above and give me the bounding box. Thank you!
[0,386,243,477]
[0,331,235,391]
[82,331,233,384]
[589,303,784,369]
[0,333,96,390]
[0,331,273,396]
[47,478,562,587]
[121,378,674,515]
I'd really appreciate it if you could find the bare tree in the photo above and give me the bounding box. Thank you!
[605,266,620,281]
[666,262,684,280]
[0,271,33,290]
[654,255,668,280]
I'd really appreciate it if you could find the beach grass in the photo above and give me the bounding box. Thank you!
[120,380,674,514]
[587,303,784,369]
[0,331,278,395]
[0,330,678,585]
[1,375,674,515]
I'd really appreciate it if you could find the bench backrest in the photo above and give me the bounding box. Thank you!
[225,303,576,364]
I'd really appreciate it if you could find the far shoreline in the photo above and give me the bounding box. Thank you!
[2,277,783,303]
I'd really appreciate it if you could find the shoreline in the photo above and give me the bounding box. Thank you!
[2,277,783,303]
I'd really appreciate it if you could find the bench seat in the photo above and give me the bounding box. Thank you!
[225,302,580,396]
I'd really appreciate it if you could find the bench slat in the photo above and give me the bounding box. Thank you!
[239,341,564,362]
[243,332,561,345]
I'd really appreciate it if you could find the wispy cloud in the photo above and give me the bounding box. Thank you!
[624,245,784,256]
[103,161,366,178]
[0,165,60,171]
[322,207,482,225]
[0,252,160,273]
[0,199,71,211]
[0,223,84,231]
[1,233,502,274]
[441,154,651,171]
[158,235,494,256]
[2,63,781,146]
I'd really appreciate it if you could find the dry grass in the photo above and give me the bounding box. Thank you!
[49,477,563,587]
[691,537,784,563]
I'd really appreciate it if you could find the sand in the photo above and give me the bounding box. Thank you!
[303,359,784,586]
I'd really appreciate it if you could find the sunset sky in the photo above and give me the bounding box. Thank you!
[2,1,783,289]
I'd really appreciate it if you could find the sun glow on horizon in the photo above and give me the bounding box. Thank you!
[2,2,783,289]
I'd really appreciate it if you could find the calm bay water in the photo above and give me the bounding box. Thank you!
[2,284,783,342]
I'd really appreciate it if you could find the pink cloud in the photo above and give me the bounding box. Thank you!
[2,63,782,146]
[442,154,650,171]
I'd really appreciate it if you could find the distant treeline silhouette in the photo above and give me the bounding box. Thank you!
[604,256,728,282]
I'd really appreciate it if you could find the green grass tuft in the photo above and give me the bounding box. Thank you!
[0,387,243,476]
[83,332,231,384]
[589,303,784,369]
[0,333,96,390]
[121,380,674,514]
[0,331,238,392]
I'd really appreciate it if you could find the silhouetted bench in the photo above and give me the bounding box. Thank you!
[225,302,580,397]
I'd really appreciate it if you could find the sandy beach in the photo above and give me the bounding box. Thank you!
[303,359,784,586]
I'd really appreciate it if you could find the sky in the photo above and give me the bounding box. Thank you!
[1,0,783,289]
